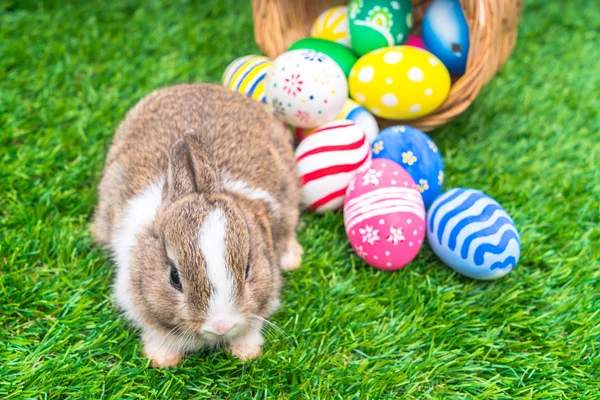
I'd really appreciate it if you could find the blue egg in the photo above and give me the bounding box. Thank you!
[427,188,521,280]
[422,0,470,76]
[371,125,444,208]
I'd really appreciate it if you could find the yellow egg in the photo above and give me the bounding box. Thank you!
[348,46,451,120]
[310,6,351,48]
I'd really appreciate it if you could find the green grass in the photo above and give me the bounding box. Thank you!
[1,0,599,398]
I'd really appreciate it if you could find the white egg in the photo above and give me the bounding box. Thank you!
[266,49,348,128]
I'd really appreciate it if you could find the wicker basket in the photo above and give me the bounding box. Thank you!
[251,0,522,131]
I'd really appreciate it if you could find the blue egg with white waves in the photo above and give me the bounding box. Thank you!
[371,125,444,208]
[427,188,521,280]
[422,0,470,76]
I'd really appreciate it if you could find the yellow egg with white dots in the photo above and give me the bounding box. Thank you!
[348,46,451,120]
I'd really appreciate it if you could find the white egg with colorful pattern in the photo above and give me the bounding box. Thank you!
[266,49,348,128]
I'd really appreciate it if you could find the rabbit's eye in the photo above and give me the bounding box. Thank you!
[245,261,250,281]
[169,262,182,292]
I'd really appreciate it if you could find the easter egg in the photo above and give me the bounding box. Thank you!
[427,188,521,280]
[348,46,451,120]
[296,120,370,212]
[422,0,470,76]
[344,159,426,270]
[289,38,358,78]
[405,34,426,50]
[266,49,348,128]
[338,98,379,143]
[222,55,271,103]
[348,0,413,56]
[371,125,444,208]
[310,5,351,47]
[295,98,379,144]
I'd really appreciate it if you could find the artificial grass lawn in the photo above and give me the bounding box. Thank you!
[1,0,599,398]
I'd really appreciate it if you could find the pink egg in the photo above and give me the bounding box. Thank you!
[296,120,370,213]
[344,159,426,271]
[405,34,426,50]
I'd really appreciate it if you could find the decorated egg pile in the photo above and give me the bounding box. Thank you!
[222,55,271,103]
[344,159,425,270]
[220,1,520,279]
[348,0,413,56]
[371,125,444,208]
[311,6,351,47]
[427,188,520,280]
[266,49,348,128]
[349,46,451,120]
[296,120,370,213]
[223,0,470,122]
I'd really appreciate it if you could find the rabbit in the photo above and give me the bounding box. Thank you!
[91,83,303,367]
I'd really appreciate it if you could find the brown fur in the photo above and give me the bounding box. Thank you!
[92,84,301,366]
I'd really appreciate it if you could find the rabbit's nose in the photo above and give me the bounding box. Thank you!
[203,317,237,336]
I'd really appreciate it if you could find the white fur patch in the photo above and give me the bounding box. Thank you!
[198,209,235,316]
[221,172,279,211]
[112,176,164,326]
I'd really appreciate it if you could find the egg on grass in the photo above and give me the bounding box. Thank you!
[344,159,426,271]
[427,188,521,280]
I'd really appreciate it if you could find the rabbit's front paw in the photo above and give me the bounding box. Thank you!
[145,349,183,368]
[280,237,303,271]
[142,328,184,368]
[227,330,264,361]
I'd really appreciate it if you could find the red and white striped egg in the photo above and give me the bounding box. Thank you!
[344,159,426,271]
[296,120,371,213]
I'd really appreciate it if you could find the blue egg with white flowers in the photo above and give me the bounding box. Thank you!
[422,0,470,76]
[427,188,521,280]
[371,125,444,208]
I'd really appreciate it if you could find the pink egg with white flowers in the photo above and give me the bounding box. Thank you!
[344,159,426,271]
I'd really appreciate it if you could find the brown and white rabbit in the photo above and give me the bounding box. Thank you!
[91,83,302,367]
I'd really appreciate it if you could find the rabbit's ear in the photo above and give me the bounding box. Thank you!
[183,131,223,194]
[164,139,197,202]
